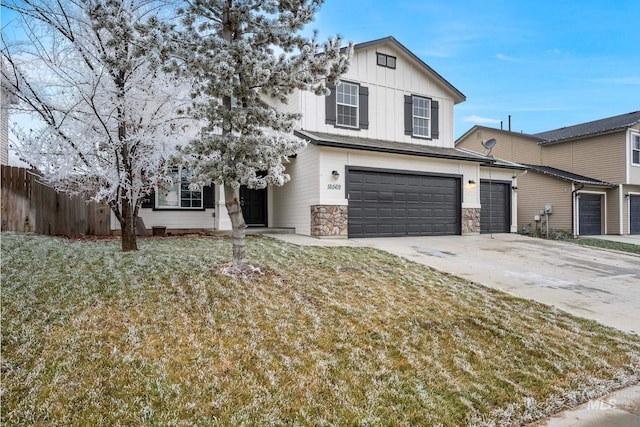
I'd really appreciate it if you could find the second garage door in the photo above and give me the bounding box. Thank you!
[347,168,461,237]
[630,195,640,235]
[579,194,602,236]
[480,181,511,234]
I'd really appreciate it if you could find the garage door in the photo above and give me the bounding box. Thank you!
[579,194,602,235]
[480,181,511,234]
[631,195,640,235]
[347,169,461,238]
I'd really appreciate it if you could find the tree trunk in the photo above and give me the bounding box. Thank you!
[120,198,138,252]
[224,184,247,268]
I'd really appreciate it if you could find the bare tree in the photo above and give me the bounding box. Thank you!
[1,0,197,251]
[178,0,351,270]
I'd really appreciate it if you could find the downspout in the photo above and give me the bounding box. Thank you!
[571,183,584,239]
[618,184,624,235]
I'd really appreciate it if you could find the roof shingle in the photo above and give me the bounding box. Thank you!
[533,111,640,144]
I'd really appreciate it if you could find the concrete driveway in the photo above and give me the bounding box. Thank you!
[274,233,640,333]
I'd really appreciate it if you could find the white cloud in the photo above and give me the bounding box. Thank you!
[463,115,501,124]
[495,53,520,62]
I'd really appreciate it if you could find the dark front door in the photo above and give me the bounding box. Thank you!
[240,186,267,227]
[579,194,602,236]
[630,195,640,235]
[480,181,511,234]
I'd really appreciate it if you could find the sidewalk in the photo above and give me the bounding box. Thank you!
[530,385,640,427]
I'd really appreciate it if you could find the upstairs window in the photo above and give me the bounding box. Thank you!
[404,95,439,140]
[412,96,431,138]
[376,53,396,69]
[336,82,359,128]
[633,134,640,165]
[325,81,368,130]
[157,168,202,209]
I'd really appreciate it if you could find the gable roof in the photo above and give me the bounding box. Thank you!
[533,111,640,145]
[523,164,615,187]
[295,129,495,163]
[455,125,543,146]
[354,37,466,104]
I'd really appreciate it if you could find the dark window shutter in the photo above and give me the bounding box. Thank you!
[431,100,439,139]
[325,84,336,125]
[141,191,155,208]
[404,95,413,135]
[203,185,215,208]
[359,86,369,129]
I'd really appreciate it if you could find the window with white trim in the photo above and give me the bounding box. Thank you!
[336,82,359,128]
[633,134,640,165]
[412,96,431,137]
[157,168,202,209]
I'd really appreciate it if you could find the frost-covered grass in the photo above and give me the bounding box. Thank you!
[573,238,640,255]
[2,232,639,426]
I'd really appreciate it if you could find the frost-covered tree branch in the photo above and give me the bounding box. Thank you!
[176,0,352,269]
[1,0,198,251]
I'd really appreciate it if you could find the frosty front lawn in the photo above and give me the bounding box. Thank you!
[2,233,639,426]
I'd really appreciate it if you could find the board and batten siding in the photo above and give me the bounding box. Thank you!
[300,44,456,148]
[272,143,321,235]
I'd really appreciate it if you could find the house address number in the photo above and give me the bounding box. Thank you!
[327,183,342,190]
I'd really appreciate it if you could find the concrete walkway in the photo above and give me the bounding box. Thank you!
[270,233,640,426]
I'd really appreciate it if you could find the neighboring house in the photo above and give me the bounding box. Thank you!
[130,36,522,237]
[456,111,640,236]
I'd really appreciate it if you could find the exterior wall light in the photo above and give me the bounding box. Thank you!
[468,179,476,185]
[331,170,340,180]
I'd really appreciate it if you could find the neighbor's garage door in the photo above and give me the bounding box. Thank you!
[579,194,602,235]
[347,169,461,237]
[480,181,511,234]
[630,195,640,235]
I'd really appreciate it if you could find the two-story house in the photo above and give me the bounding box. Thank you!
[456,111,640,236]
[131,37,522,237]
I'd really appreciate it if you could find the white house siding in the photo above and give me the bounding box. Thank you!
[111,208,216,232]
[272,143,321,235]
[278,147,481,236]
[299,44,456,148]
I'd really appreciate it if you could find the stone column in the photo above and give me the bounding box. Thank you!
[310,205,348,237]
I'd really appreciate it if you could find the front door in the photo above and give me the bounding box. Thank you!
[240,186,267,227]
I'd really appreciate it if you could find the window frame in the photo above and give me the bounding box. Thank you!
[335,81,359,129]
[412,95,431,138]
[632,133,640,165]
[376,52,397,69]
[155,168,204,210]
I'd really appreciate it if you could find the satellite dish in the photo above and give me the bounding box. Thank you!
[482,138,497,150]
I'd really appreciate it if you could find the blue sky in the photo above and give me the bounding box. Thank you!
[311,0,640,138]
[2,0,638,141]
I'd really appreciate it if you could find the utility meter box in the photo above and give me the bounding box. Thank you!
[544,204,553,214]
[534,215,541,221]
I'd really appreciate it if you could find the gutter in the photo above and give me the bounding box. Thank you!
[571,183,585,238]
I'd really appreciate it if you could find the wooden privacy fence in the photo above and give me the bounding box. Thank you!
[1,165,111,236]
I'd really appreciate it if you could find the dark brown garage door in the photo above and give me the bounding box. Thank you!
[480,181,511,234]
[631,195,640,235]
[347,168,461,238]
[579,194,602,236]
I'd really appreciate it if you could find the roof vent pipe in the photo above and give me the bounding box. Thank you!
[500,121,503,130]
[508,115,511,132]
